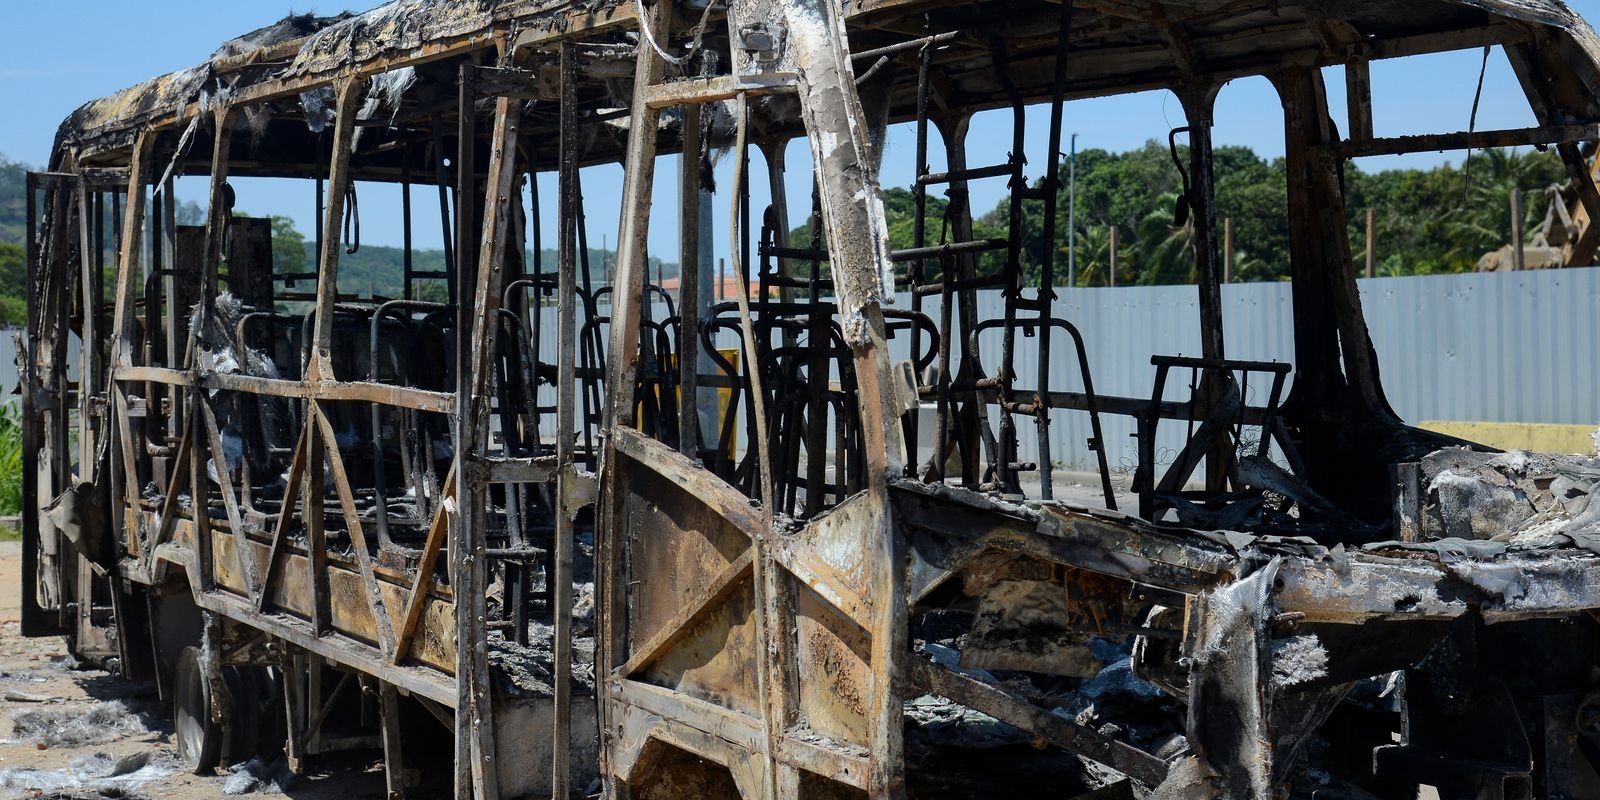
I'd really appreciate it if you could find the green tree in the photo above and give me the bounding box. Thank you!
[1215,148,1289,283]
[1067,223,1113,287]
[985,143,1565,285]
[1442,148,1565,264]
[0,242,24,325]
[0,156,28,246]
[1132,191,1197,285]
[0,400,21,516]
[175,199,206,227]
[268,215,309,275]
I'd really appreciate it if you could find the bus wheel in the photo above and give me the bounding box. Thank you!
[174,646,222,774]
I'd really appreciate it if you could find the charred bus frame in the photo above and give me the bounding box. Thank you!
[21,0,1600,798]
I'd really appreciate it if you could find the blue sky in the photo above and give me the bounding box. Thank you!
[4,1,1599,263]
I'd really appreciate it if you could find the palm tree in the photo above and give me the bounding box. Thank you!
[1444,148,1545,266]
[1067,223,1113,287]
[1134,191,1196,285]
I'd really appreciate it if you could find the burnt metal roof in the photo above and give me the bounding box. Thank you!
[50,0,1600,165]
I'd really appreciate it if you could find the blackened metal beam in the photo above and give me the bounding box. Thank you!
[1337,122,1600,159]
[908,659,1169,785]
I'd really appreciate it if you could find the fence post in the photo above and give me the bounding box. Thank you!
[1511,189,1525,271]
[1109,225,1118,287]
[1223,217,1233,283]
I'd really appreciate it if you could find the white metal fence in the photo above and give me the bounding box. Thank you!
[8,266,1596,473]
[886,267,1600,471]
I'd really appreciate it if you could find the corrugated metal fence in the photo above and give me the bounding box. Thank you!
[6,267,1595,473]
[882,266,1600,471]
[0,332,18,398]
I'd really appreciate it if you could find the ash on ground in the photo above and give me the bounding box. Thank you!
[222,755,296,795]
[0,749,174,797]
[11,701,154,748]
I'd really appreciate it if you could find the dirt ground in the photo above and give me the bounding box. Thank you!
[0,541,390,800]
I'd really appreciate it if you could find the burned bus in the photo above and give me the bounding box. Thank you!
[19,0,1600,797]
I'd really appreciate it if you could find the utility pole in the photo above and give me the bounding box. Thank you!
[1108,224,1118,288]
[1366,208,1376,278]
[1067,133,1078,288]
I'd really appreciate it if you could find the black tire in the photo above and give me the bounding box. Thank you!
[221,665,287,764]
[173,645,222,774]
[220,666,259,765]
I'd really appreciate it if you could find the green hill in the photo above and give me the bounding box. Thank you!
[289,239,674,301]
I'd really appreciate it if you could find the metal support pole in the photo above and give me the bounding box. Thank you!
[161,175,178,423]
[455,61,516,800]
[1185,91,1226,361]
[1181,87,1229,494]
[402,170,414,299]
[1033,1,1073,500]
[551,40,580,800]
[381,682,407,799]
[309,80,363,378]
[993,40,1026,496]
[934,115,983,488]
[431,114,458,306]
[679,104,704,456]
[598,1,673,792]
[908,40,934,469]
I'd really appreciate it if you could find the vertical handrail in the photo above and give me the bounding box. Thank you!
[551,41,580,800]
